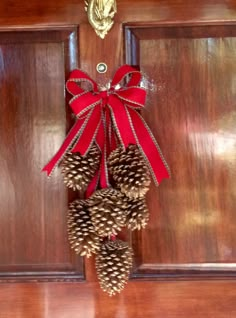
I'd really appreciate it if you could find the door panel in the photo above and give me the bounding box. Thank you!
[0,1,236,317]
[0,30,83,281]
[125,26,236,278]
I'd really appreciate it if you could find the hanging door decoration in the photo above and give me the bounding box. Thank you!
[42,65,170,296]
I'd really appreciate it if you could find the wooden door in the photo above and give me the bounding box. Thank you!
[0,1,236,317]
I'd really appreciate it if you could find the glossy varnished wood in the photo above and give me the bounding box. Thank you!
[126,25,236,278]
[0,0,235,30]
[0,0,236,317]
[0,30,83,281]
[0,281,235,318]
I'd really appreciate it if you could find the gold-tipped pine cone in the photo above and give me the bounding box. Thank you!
[61,145,100,191]
[108,144,151,199]
[96,239,133,296]
[126,197,149,231]
[87,188,129,237]
[67,199,101,257]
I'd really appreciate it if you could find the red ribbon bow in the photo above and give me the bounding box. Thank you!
[43,65,170,196]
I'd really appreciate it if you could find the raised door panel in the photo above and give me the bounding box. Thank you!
[0,30,83,281]
[125,25,236,278]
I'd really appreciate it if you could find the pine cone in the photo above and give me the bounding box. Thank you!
[126,197,149,230]
[87,188,129,237]
[96,239,133,296]
[108,144,151,199]
[61,146,100,191]
[67,199,101,257]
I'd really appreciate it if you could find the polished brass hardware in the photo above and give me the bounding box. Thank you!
[85,0,117,39]
[96,62,108,73]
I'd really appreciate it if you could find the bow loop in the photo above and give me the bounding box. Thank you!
[114,87,146,109]
[66,69,99,95]
[70,92,101,117]
[111,65,142,87]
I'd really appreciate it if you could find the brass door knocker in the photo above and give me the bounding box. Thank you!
[85,0,117,39]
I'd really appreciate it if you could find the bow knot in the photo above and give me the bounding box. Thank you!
[99,90,109,107]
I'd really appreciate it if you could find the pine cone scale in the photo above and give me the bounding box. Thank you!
[87,188,129,237]
[61,146,100,191]
[67,199,101,257]
[108,144,151,199]
[96,240,133,296]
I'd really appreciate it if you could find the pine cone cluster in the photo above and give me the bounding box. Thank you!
[65,143,152,296]
[87,188,129,237]
[61,146,100,191]
[67,199,101,257]
[96,239,133,296]
[108,144,151,199]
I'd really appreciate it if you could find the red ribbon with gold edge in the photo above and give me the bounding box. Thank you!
[42,65,170,196]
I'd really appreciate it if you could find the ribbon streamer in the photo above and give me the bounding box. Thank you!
[42,65,170,194]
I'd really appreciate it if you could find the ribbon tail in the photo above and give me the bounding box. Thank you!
[108,95,136,149]
[107,111,117,153]
[100,141,110,189]
[71,106,101,155]
[42,118,86,176]
[96,118,110,189]
[127,108,170,185]
[86,169,100,198]
[85,118,107,197]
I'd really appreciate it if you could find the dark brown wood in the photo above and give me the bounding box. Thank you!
[0,281,235,318]
[0,30,83,281]
[0,0,236,317]
[0,0,235,30]
[125,25,236,279]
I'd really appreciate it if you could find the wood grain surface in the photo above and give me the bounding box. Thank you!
[126,26,236,278]
[0,0,235,29]
[0,281,235,318]
[0,30,83,280]
[0,0,236,317]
